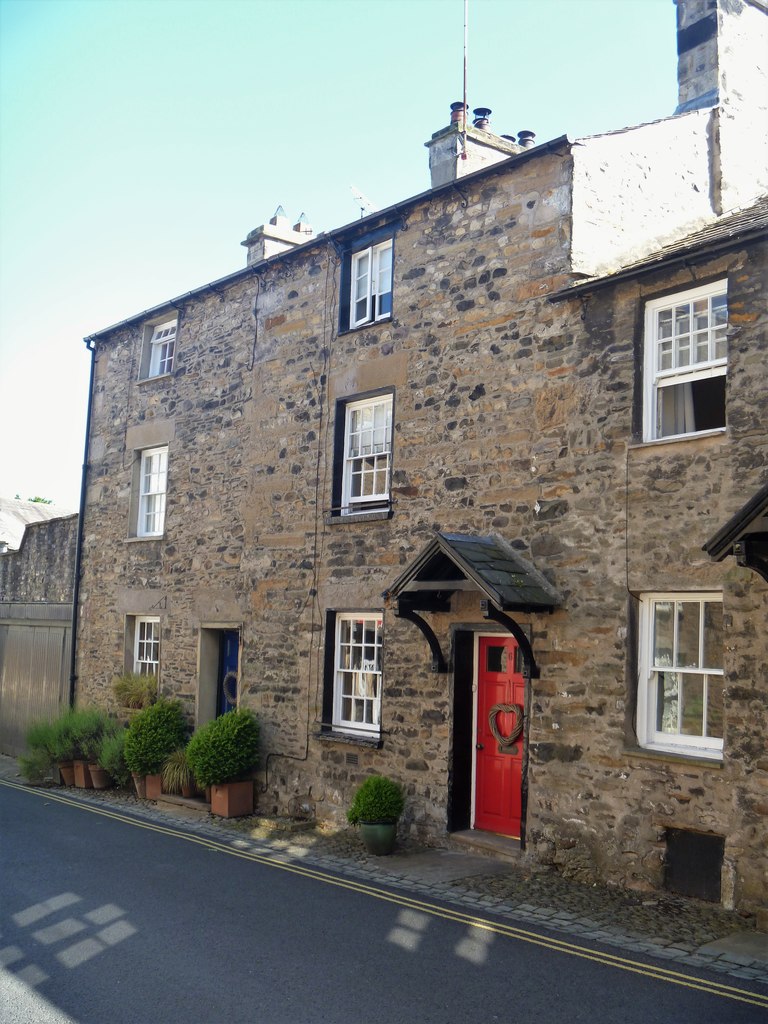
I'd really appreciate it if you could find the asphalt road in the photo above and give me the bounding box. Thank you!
[1,782,765,1024]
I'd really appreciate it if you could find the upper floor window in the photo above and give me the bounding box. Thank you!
[149,319,177,376]
[637,593,724,759]
[643,281,727,441]
[350,239,393,328]
[339,394,393,516]
[338,225,395,333]
[137,446,168,537]
[140,317,177,379]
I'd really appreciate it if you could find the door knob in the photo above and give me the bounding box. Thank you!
[476,743,484,750]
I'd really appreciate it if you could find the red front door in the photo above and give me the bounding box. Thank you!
[474,635,525,838]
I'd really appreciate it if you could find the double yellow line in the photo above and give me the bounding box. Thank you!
[4,778,767,1011]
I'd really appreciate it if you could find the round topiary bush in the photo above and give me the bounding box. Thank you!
[124,699,186,776]
[347,775,405,825]
[186,709,259,788]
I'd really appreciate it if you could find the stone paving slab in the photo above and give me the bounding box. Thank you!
[699,931,768,963]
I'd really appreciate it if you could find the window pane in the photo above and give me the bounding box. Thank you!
[702,602,723,668]
[675,602,701,668]
[656,672,679,733]
[652,602,674,666]
[707,677,724,738]
[680,673,704,735]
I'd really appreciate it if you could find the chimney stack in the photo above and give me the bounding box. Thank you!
[674,0,768,210]
[425,101,525,189]
[241,206,315,267]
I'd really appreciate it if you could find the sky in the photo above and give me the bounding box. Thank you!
[0,0,679,510]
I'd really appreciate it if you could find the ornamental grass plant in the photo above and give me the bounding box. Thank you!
[162,746,195,795]
[112,672,158,710]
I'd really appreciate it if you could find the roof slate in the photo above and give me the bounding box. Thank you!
[386,532,559,611]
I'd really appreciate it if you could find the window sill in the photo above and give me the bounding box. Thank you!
[631,428,727,450]
[338,316,393,337]
[125,535,164,543]
[624,744,723,768]
[326,508,392,525]
[315,729,383,749]
[138,372,173,385]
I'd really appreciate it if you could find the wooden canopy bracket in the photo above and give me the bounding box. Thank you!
[395,606,448,673]
[480,600,540,679]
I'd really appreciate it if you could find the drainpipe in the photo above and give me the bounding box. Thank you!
[69,336,96,706]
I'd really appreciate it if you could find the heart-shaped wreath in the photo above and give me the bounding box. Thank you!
[488,702,524,751]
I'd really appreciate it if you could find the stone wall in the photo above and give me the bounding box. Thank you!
[0,514,77,603]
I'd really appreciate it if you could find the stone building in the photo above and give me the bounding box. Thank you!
[75,0,767,918]
[0,503,78,754]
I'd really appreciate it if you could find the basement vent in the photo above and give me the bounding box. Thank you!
[664,828,724,903]
[345,752,359,767]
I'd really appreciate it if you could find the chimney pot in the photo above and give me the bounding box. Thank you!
[517,130,536,149]
[472,107,492,130]
[450,101,467,126]
[293,212,312,234]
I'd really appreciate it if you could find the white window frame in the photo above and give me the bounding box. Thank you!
[148,318,177,377]
[133,616,160,676]
[137,446,168,537]
[341,395,393,515]
[637,593,724,759]
[643,280,727,442]
[333,612,383,738]
[350,239,393,328]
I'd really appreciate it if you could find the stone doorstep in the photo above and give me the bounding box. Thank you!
[448,829,521,861]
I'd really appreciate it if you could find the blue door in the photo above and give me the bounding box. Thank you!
[217,630,239,717]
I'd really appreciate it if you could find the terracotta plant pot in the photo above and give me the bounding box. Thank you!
[58,761,76,787]
[181,783,194,798]
[210,780,254,818]
[132,772,147,799]
[88,764,110,789]
[73,760,94,789]
[145,773,163,800]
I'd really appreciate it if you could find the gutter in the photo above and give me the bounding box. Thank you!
[69,337,96,705]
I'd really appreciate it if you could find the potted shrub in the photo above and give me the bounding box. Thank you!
[49,709,80,786]
[162,746,196,798]
[186,709,259,817]
[70,707,116,788]
[97,729,132,789]
[112,672,158,714]
[347,775,405,856]
[124,698,186,799]
[20,718,60,785]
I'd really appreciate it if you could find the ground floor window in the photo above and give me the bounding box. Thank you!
[637,593,723,758]
[133,616,160,676]
[332,612,383,738]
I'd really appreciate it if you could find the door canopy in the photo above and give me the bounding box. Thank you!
[384,533,559,677]
[704,481,768,583]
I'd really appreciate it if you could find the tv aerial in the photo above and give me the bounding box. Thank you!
[350,185,378,219]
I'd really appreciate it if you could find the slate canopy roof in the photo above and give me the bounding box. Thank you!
[384,533,559,612]
[704,480,768,583]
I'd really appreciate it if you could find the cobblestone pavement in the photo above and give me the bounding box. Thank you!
[2,757,766,988]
